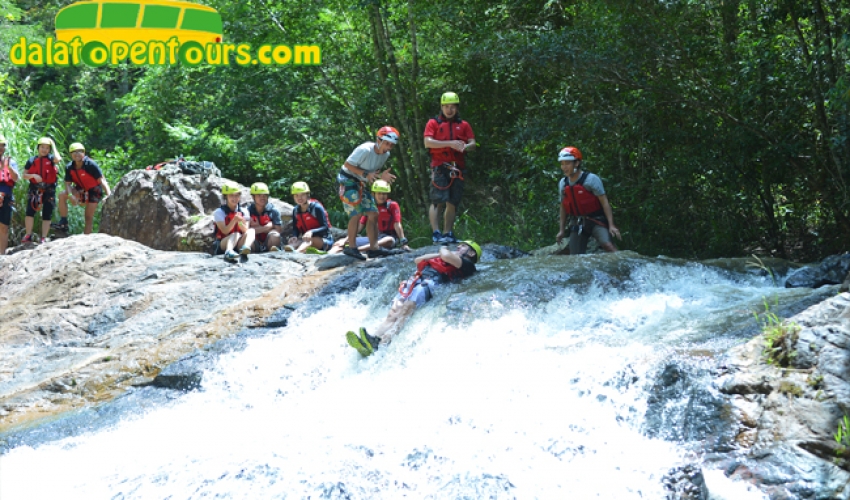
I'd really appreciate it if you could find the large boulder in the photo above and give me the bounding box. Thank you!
[100,168,293,252]
[785,253,850,288]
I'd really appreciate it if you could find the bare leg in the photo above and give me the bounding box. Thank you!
[84,202,98,234]
[0,223,8,254]
[266,231,281,249]
[25,215,33,236]
[373,299,418,345]
[58,191,69,218]
[40,220,51,239]
[443,202,457,234]
[429,204,442,232]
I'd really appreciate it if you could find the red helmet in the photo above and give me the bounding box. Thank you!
[558,146,582,162]
[376,126,400,144]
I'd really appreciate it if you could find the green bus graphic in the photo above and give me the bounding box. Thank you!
[55,0,223,45]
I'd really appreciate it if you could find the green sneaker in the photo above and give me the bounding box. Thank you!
[359,327,381,352]
[346,331,373,357]
[305,246,327,255]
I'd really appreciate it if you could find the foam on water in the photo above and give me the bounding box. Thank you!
[0,258,810,499]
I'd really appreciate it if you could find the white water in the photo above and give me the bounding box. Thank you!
[0,256,795,499]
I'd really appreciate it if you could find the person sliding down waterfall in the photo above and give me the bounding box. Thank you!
[346,241,480,357]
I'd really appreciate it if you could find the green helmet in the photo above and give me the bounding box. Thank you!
[250,182,270,195]
[441,92,460,105]
[461,240,481,263]
[221,181,241,195]
[371,180,391,193]
[69,142,85,153]
[291,181,310,194]
[38,137,52,146]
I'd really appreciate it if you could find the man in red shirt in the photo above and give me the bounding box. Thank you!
[424,92,476,244]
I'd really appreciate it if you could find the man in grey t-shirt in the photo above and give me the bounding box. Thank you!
[337,126,400,260]
[0,135,21,254]
[555,146,621,254]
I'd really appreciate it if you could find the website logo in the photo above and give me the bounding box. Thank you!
[10,0,321,67]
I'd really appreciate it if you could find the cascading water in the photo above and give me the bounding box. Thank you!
[0,252,830,499]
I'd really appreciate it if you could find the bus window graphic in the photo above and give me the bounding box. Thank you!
[56,0,223,45]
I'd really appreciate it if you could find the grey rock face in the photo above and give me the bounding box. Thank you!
[100,169,292,253]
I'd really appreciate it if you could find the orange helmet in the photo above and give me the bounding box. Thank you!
[376,126,400,144]
[558,147,582,162]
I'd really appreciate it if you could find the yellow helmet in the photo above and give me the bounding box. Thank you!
[291,181,310,194]
[461,240,481,263]
[221,181,241,195]
[38,137,52,146]
[250,182,270,195]
[371,180,391,193]
[69,142,85,153]
[441,92,460,105]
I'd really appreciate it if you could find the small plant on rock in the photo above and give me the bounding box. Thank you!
[834,414,850,461]
[754,299,800,367]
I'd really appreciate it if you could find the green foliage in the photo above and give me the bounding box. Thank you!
[1,0,848,258]
[835,414,850,458]
[754,299,800,367]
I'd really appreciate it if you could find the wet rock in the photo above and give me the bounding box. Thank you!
[704,293,850,498]
[481,244,528,261]
[0,234,337,432]
[661,464,707,500]
[785,253,850,289]
[100,169,293,253]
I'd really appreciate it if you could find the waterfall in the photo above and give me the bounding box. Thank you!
[2,252,824,499]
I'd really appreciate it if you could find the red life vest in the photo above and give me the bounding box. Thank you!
[69,163,100,191]
[27,155,58,185]
[426,116,473,168]
[375,200,399,234]
[214,204,245,240]
[295,200,325,234]
[250,209,272,242]
[0,158,15,187]
[561,172,604,217]
[417,257,461,281]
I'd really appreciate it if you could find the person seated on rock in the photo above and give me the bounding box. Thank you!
[247,182,283,252]
[21,137,62,244]
[329,180,410,254]
[346,241,480,357]
[52,143,111,235]
[286,181,333,254]
[214,181,255,263]
[0,135,21,255]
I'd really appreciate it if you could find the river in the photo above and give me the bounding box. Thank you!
[0,251,832,499]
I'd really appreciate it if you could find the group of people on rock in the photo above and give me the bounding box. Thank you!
[0,136,111,254]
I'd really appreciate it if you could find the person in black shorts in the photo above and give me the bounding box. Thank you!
[53,142,111,235]
[22,137,62,244]
[0,135,21,254]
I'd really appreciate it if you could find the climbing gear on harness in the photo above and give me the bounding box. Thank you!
[398,271,423,299]
[441,92,460,105]
[371,180,391,193]
[346,331,373,357]
[376,126,400,144]
[558,146,582,162]
[431,162,464,191]
[29,184,47,213]
[250,182,270,195]
[291,181,310,194]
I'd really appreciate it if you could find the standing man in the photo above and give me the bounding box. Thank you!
[338,126,399,260]
[22,137,61,244]
[555,146,621,254]
[0,135,20,254]
[424,91,476,244]
[53,143,111,235]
